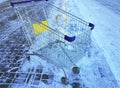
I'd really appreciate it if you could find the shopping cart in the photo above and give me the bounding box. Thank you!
[10,0,95,68]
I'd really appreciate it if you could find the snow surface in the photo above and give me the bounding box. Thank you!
[0,0,7,3]
[67,0,120,86]
[1,0,120,88]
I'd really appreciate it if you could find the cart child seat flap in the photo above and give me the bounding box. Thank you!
[32,20,49,35]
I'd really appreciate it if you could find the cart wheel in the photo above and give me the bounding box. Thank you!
[72,67,80,74]
[61,77,69,85]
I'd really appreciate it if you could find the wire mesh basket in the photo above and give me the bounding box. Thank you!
[11,0,94,68]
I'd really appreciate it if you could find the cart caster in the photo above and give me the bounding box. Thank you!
[61,77,69,85]
[72,67,80,74]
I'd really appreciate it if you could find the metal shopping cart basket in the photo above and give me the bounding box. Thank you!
[10,0,95,68]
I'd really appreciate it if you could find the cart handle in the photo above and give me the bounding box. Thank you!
[10,0,47,7]
[64,35,76,42]
[89,23,95,30]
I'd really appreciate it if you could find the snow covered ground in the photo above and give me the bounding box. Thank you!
[0,0,7,3]
[66,0,120,86]
[0,0,120,88]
